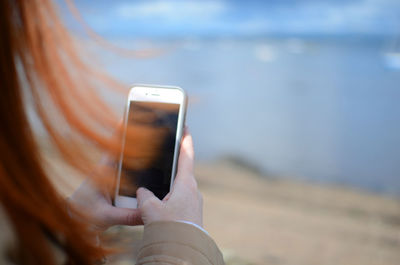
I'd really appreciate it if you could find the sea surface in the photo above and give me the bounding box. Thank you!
[92,36,400,195]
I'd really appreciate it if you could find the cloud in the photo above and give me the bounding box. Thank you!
[116,0,227,22]
[76,0,400,36]
[237,0,400,35]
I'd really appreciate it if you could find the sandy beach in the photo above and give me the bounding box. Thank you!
[196,161,400,265]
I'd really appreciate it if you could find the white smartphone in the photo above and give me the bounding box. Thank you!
[114,85,187,209]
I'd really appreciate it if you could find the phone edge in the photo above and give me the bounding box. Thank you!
[113,84,188,208]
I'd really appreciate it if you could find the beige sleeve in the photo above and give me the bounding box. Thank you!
[136,221,225,265]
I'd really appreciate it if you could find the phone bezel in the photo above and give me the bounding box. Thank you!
[114,84,187,209]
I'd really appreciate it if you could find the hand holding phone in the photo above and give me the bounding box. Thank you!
[69,85,202,229]
[137,131,203,227]
[68,130,202,230]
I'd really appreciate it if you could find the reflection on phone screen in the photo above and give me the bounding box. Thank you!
[119,102,180,200]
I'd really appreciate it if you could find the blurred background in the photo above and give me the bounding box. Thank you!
[61,0,400,264]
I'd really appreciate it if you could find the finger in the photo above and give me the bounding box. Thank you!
[137,187,159,207]
[175,132,194,180]
[106,207,143,226]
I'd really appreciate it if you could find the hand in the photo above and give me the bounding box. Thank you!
[137,131,203,227]
[68,177,142,232]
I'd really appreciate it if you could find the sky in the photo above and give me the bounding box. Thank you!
[64,0,400,37]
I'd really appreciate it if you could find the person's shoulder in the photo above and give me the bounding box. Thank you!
[0,204,68,265]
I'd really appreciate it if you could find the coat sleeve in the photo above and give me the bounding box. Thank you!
[136,221,225,265]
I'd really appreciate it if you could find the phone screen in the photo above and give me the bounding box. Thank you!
[119,101,180,200]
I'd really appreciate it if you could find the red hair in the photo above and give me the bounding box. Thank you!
[0,0,135,264]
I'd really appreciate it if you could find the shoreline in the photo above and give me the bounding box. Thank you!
[211,156,400,198]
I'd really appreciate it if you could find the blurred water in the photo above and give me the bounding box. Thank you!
[95,37,400,195]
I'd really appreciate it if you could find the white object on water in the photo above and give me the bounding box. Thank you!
[254,44,276,62]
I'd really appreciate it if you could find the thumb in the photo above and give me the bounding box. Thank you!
[137,187,159,207]
[176,132,194,180]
